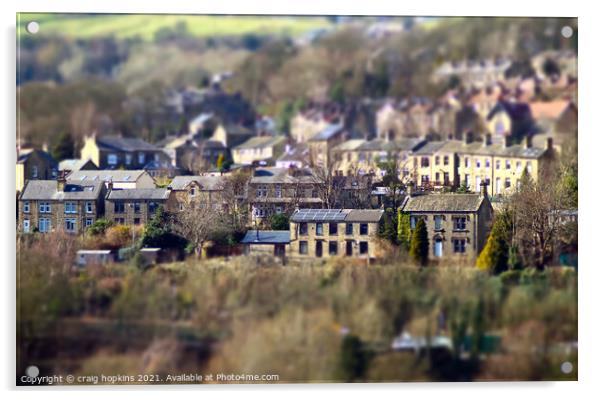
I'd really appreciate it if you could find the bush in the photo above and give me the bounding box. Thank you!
[87,218,113,236]
[337,334,371,382]
[269,213,289,230]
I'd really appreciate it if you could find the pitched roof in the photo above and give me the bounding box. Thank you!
[106,188,170,201]
[169,175,225,191]
[332,139,367,152]
[96,135,159,152]
[438,140,547,159]
[251,167,316,184]
[403,193,485,213]
[233,135,286,150]
[356,138,425,152]
[529,100,573,121]
[59,159,97,172]
[412,141,448,155]
[309,123,344,141]
[20,180,103,201]
[17,149,57,165]
[290,208,384,223]
[240,230,291,244]
[276,144,309,163]
[68,170,150,183]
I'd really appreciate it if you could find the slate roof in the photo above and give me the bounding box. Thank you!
[241,230,291,244]
[403,193,485,213]
[309,123,345,141]
[250,167,316,184]
[96,135,159,152]
[439,140,547,159]
[169,175,225,191]
[290,208,384,223]
[276,144,309,163]
[412,141,448,155]
[234,135,286,150]
[356,138,426,152]
[20,180,103,201]
[17,149,57,165]
[68,170,149,183]
[59,159,97,172]
[332,139,366,152]
[106,188,170,201]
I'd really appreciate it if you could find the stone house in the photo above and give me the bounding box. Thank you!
[16,148,58,192]
[232,135,287,165]
[401,183,494,260]
[67,170,156,190]
[241,230,291,258]
[167,175,227,212]
[18,177,106,234]
[308,123,346,167]
[105,187,175,226]
[289,208,384,260]
[80,134,165,170]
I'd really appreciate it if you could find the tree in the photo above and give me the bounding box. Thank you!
[337,334,370,382]
[87,218,113,236]
[409,218,429,266]
[171,200,222,257]
[216,153,225,170]
[397,210,411,251]
[476,218,509,274]
[52,132,75,161]
[269,213,289,231]
[380,208,398,245]
[141,206,187,250]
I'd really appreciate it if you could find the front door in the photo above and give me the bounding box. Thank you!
[346,241,353,256]
[316,241,323,258]
[434,239,443,257]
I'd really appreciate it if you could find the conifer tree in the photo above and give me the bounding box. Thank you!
[476,219,509,274]
[409,218,429,266]
[397,210,411,251]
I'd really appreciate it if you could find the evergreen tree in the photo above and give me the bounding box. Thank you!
[52,132,75,161]
[397,210,411,251]
[476,219,509,274]
[269,213,289,230]
[409,218,429,266]
[337,335,370,382]
[380,208,398,244]
[216,153,225,170]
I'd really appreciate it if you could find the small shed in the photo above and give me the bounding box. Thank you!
[139,248,161,264]
[76,250,114,267]
[240,230,291,257]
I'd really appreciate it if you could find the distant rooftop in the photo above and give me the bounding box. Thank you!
[291,208,384,223]
[403,193,486,213]
[96,135,159,152]
[309,123,345,141]
[68,170,149,182]
[106,188,170,201]
[241,230,291,245]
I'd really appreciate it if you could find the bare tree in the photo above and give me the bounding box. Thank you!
[171,198,221,257]
[310,160,343,209]
[220,170,252,232]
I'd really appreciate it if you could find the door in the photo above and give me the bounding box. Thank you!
[434,239,443,257]
[315,241,323,258]
[346,241,353,256]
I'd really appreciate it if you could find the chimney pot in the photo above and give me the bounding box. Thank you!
[484,134,492,147]
[546,137,554,152]
[480,180,489,197]
[524,135,533,149]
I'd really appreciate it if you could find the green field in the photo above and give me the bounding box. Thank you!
[17,13,333,40]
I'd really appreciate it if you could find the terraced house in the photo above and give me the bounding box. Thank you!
[18,176,106,234]
[80,134,166,170]
[289,208,384,260]
[168,175,226,211]
[249,167,324,224]
[401,183,493,259]
[105,187,175,226]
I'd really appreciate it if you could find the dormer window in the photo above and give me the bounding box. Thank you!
[138,153,146,165]
[190,187,196,196]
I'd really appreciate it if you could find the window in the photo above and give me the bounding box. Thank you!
[465,174,470,188]
[421,175,430,185]
[421,157,430,167]
[495,160,500,170]
[149,202,158,214]
[299,241,308,255]
[39,202,51,213]
[443,172,450,185]
[299,222,308,235]
[346,241,353,256]
[316,223,324,236]
[64,202,77,214]
[38,218,51,233]
[435,156,440,165]
[506,160,511,170]
[495,178,501,194]
[107,154,118,165]
[476,159,481,168]
[464,157,470,168]
[256,185,267,197]
[453,238,466,253]
[453,217,467,231]
[329,223,338,235]
[345,223,353,235]
[85,218,93,227]
[85,202,93,213]
[359,242,369,255]
[516,161,522,172]
[114,217,125,224]
[435,172,440,182]
[443,156,449,166]
[114,202,125,213]
[274,184,282,198]
[410,216,416,229]
[190,187,196,197]
[134,202,141,214]
[360,223,368,235]
[329,241,338,255]
[475,176,481,190]
[23,201,30,213]
[254,204,266,217]
[505,178,511,189]
[31,166,38,178]
[23,219,30,233]
[134,218,141,225]
[434,215,443,230]
[138,153,146,165]
[275,206,282,214]
[65,218,77,232]
[485,159,490,168]
[125,154,132,165]
[526,161,532,173]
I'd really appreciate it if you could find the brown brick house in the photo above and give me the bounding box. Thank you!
[18,177,106,234]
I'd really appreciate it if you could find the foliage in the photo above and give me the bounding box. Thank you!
[87,218,113,236]
[409,218,429,266]
[216,153,225,170]
[51,131,75,161]
[476,217,510,275]
[141,206,187,250]
[379,208,398,245]
[269,213,290,231]
[337,334,371,382]
[397,210,411,251]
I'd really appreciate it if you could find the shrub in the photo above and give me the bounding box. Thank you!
[87,218,113,236]
[269,213,289,230]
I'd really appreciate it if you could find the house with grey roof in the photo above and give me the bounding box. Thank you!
[241,230,291,258]
[168,175,227,212]
[289,208,384,260]
[275,143,310,169]
[67,170,156,190]
[16,148,58,192]
[80,134,165,170]
[400,182,493,260]
[58,158,98,176]
[308,123,347,167]
[104,187,175,226]
[18,176,106,234]
[232,135,287,165]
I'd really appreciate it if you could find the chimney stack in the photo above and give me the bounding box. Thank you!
[479,180,489,198]
[57,170,67,192]
[523,135,533,149]
[483,133,492,147]
[407,181,416,197]
[504,135,512,148]
[107,179,114,192]
[546,137,554,152]
[463,131,473,145]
